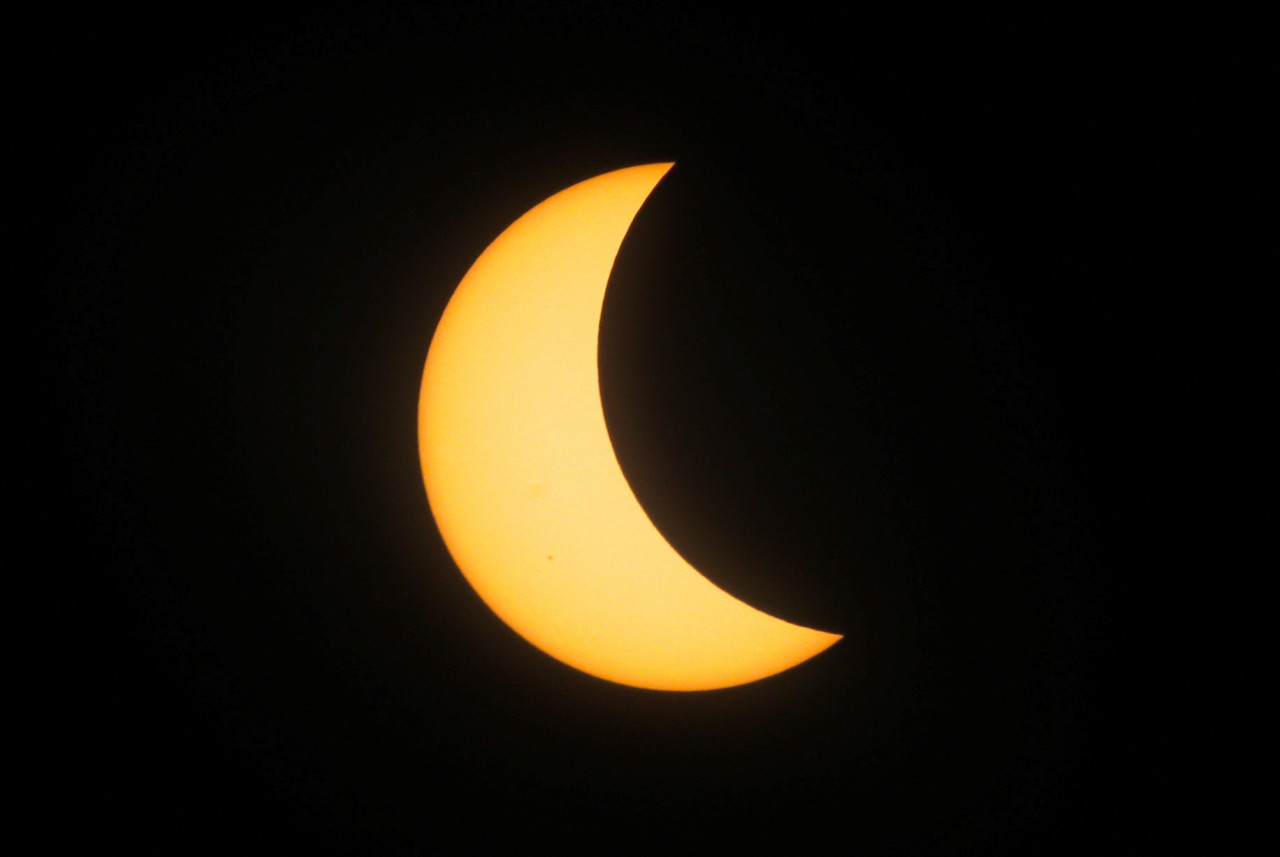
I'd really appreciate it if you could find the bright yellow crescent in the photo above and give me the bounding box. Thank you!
[418,163,841,691]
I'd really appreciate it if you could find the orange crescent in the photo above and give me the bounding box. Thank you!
[419,163,840,690]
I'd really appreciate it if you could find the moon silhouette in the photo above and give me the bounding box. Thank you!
[418,163,841,691]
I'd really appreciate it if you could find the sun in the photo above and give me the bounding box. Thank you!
[419,163,840,690]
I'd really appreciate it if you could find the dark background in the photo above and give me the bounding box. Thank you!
[38,5,1260,854]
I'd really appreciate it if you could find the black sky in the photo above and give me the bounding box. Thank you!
[38,6,1261,854]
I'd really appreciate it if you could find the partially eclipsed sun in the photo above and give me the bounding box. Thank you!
[418,163,841,691]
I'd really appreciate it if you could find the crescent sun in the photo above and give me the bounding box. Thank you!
[418,163,841,691]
